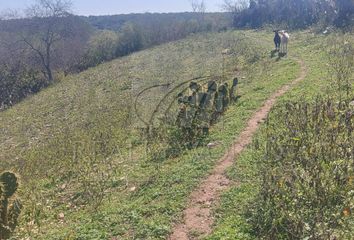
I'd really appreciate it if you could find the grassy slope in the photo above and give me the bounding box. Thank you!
[0,31,249,168]
[0,30,303,239]
[207,31,354,239]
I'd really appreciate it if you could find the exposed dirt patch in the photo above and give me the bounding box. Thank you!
[169,59,307,240]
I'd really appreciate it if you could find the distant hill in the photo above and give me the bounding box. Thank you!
[82,12,232,32]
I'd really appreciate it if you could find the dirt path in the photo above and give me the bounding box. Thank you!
[169,58,307,240]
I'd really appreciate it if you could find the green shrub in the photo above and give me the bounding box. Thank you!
[79,30,120,69]
[250,98,354,239]
[0,63,45,109]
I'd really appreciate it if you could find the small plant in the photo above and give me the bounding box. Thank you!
[0,171,22,240]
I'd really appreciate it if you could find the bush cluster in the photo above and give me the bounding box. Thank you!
[251,98,354,239]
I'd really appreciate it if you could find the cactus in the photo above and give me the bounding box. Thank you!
[189,82,201,92]
[177,92,184,104]
[220,84,230,109]
[230,78,239,101]
[207,81,217,93]
[215,91,224,113]
[215,84,230,112]
[182,96,189,104]
[188,92,198,107]
[198,92,208,109]
[232,77,239,87]
[177,97,184,104]
[0,171,22,240]
[196,92,211,128]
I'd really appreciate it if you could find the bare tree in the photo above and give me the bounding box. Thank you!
[25,0,72,18]
[0,9,22,20]
[190,0,206,13]
[190,0,206,25]
[0,0,91,107]
[222,0,248,13]
[21,0,74,83]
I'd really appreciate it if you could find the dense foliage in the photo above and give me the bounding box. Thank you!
[230,0,354,29]
[0,15,92,109]
[77,22,143,70]
[78,12,232,69]
[251,99,354,239]
[0,63,45,108]
[84,12,231,37]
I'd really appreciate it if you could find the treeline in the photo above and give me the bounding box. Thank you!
[84,12,231,46]
[228,0,354,29]
[0,4,231,109]
[79,12,231,69]
[77,22,144,70]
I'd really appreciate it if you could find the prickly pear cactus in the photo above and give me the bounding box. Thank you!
[189,82,201,92]
[188,92,198,107]
[207,81,217,93]
[0,171,22,240]
[230,78,239,101]
[215,91,224,113]
[196,92,212,128]
[219,84,230,109]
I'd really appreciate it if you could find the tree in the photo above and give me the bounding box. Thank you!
[190,0,206,26]
[0,9,21,20]
[0,0,91,107]
[79,30,119,69]
[117,22,143,56]
[190,0,206,13]
[334,0,354,27]
[21,0,75,83]
[0,27,45,108]
[222,0,249,13]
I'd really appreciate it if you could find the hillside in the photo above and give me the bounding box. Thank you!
[0,31,256,170]
[0,29,353,239]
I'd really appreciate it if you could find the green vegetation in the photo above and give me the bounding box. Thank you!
[1,12,353,237]
[84,12,231,33]
[0,29,302,239]
[227,0,354,29]
[252,99,353,239]
[208,31,354,240]
[160,79,237,155]
[0,171,22,239]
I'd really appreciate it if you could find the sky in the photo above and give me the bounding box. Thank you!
[0,0,225,16]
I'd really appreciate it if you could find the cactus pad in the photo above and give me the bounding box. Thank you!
[0,172,18,198]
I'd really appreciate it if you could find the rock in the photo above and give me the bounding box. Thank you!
[58,212,65,220]
[207,141,222,149]
[349,101,354,108]
[221,49,231,55]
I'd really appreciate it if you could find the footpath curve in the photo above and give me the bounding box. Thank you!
[169,58,308,240]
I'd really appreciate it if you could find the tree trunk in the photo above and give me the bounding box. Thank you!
[45,42,53,83]
[46,65,53,83]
